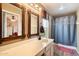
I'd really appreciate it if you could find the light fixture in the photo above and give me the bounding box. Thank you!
[59,5,64,10]
[35,4,39,8]
[11,16,16,22]
[28,3,42,11]
[39,7,42,11]
[30,3,33,6]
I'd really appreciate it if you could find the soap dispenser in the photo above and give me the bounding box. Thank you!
[38,35,41,40]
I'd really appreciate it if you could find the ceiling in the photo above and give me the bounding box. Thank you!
[42,3,79,16]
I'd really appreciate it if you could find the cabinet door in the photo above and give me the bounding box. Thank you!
[50,43,54,56]
[45,49,51,56]
[45,43,54,56]
[50,45,54,56]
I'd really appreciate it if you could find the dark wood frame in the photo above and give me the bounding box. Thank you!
[28,11,39,38]
[0,4,2,44]
[42,10,47,19]
[0,3,26,43]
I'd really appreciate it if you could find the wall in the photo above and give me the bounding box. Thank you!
[49,15,52,38]
[2,3,22,14]
[42,12,53,38]
[77,9,79,51]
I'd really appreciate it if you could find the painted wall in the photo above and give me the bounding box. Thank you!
[2,3,22,14]
[49,15,52,38]
[77,9,79,51]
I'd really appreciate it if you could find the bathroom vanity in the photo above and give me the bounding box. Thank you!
[0,38,54,56]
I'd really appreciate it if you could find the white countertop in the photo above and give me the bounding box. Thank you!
[0,38,53,56]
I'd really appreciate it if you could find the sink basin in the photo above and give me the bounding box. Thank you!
[41,39,48,43]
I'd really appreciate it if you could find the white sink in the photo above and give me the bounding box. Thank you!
[41,39,48,43]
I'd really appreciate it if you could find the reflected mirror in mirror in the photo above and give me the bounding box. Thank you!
[2,10,22,38]
[28,11,39,38]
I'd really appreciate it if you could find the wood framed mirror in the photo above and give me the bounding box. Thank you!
[0,3,26,43]
[28,11,39,38]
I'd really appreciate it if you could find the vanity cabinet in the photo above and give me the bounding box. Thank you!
[50,44,54,56]
[0,38,54,56]
[45,42,53,56]
[45,48,51,56]
[36,42,54,56]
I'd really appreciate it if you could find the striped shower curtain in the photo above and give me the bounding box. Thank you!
[53,15,77,47]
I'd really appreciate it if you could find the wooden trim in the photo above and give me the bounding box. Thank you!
[22,6,26,37]
[10,3,23,9]
[42,10,47,19]
[0,38,24,46]
[27,11,31,38]
[2,36,23,42]
[28,11,39,38]
[0,3,2,44]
